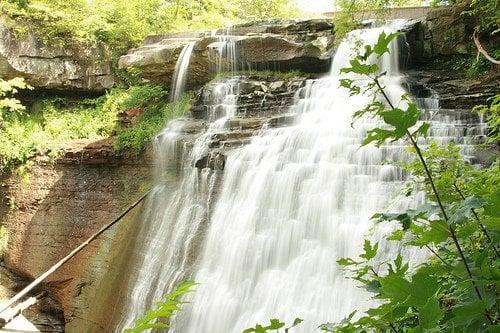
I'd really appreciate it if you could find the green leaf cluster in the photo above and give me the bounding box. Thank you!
[332,0,418,40]
[474,95,500,146]
[113,89,192,152]
[124,280,197,333]
[0,0,300,57]
[0,84,191,173]
[0,77,32,121]
[243,318,303,333]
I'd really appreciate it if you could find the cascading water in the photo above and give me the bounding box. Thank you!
[170,26,415,333]
[117,24,486,332]
[114,76,252,331]
[209,27,238,74]
[172,26,485,332]
[171,42,196,102]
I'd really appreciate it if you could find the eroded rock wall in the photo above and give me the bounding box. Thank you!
[0,140,152,331]
[0,15,115,93]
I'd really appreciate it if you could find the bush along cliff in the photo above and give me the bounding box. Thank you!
[0,84,192,174]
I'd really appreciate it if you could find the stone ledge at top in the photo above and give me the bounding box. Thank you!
[0,16,115,93]
[118,19,335,89]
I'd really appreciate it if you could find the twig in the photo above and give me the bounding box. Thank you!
[0,292,46,328]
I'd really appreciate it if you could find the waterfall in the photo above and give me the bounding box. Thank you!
[171,42,196,102]
[172,26,484,332]
[116,24,486,332]
[209,27,238,74]
[171,26,415,333]
[113,76,249,331]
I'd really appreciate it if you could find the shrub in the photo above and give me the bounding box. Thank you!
[0,84,191,173]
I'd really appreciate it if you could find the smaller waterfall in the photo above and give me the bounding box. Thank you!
[171,42,196,102]
[209,28,238,74]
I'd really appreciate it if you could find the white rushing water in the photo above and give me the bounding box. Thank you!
[171,41,196,102]
[118,24,486,332]
[114,77,247,331]
[172,26,416,333]
[209,27,239,74]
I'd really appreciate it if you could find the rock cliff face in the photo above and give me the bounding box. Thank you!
[0,16,114,92]
[119,19,334,88]
[402,5,498,64]
[191,74,307,171]
[401,5,499,110]
[0,140,152,331]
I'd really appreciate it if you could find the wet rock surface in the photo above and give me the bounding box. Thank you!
[194,76,306,119]
[187,75,307,171]
[402,5,499,65]
[0,17,114,92]
[404,69,499,109]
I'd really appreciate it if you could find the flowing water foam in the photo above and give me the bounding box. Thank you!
[173,26,419,332]
[117,25,486,332]
[173,26,485,331]
[114,77,247,331]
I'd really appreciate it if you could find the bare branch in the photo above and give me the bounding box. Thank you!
[473,31,500,65]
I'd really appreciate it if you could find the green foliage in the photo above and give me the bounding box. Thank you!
[124,280,196,333]
[333,0,416,40]
[0,77,32,121]
[7,0,30,9]
[112,86,191,152]
[0,96,114,172]
[474,94,500,145]
[329,31,500,332]
[236,0,299,20]
[0,0,300,56]
[243,318,303,333]
[463,0,500,34]
[0,84,190,173]
[446,51,500,79]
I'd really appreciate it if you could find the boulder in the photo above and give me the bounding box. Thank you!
[425,5,474,56]
[0,16,114,92]
[235,35,330,72]
[118,42,187,83]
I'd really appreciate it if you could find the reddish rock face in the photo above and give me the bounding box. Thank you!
[118,108,146,128]
[0,139,152,332]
